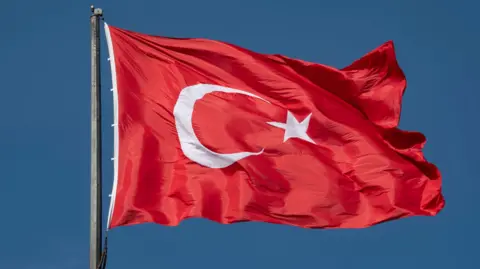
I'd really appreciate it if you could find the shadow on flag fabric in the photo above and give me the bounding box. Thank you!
[104,23,444,230]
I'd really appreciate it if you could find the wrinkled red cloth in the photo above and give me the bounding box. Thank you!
[105,24,444,229]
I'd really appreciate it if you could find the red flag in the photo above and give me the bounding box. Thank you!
[104,23,444,229]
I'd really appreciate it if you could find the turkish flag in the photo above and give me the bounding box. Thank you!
[104,23,444,229]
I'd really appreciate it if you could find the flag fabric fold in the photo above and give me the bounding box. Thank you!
[104,23,444,230]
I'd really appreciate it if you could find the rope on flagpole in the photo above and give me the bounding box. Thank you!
[97,235,108,269]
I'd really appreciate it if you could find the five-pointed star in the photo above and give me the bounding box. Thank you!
[267,111,316,144]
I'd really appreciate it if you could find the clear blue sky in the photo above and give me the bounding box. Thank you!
[1,0,478,268]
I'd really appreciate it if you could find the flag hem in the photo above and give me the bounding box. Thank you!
[104,22,120,230]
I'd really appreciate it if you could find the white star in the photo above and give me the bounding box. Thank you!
[267,111,316,144]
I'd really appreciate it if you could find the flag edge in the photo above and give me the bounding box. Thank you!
[104,22,120,230]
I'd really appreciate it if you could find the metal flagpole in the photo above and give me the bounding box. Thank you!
[90,5,103,269]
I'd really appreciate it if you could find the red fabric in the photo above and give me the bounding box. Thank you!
[106,25,444,229]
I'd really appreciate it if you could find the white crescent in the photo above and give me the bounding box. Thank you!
[173,83,270,168]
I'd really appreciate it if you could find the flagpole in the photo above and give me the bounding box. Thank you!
[90,5,103,269]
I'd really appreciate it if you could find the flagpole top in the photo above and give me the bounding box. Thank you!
[90,5,103,16]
